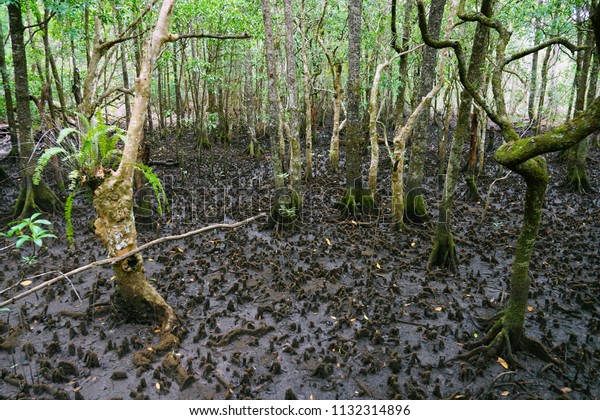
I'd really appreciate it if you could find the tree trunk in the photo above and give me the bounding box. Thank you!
[527,29,541,123]
[244,45,259,157]
[283,0,302,204]
[534,45,553,134]
[8,3,60,219]
[391,0,413,126]
[261,0,299,230]
[0,19,17,154]
[121,42,132,127]
[405,0,447,223]
[92,0,179,338]
[564,27,594,193]
[341,0,373,214]
[368,56,399,192]
[429,0,493,271]
[300,0,313,180]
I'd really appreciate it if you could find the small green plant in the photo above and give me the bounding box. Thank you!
[277,203,297,219]
[0,213,57,265]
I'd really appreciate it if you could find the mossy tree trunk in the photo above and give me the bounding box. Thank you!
[8,2,60,219]
[564,27,596,193]
[417,0,600,364]
[429,0,493,272]
[405,0,446,223]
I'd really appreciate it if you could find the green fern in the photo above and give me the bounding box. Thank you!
[33,115,127,245]
[133,163,169,215]
[33,114,125,189]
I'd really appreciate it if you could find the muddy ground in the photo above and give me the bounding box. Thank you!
[0,128,598,400]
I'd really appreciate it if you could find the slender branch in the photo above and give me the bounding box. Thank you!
[166,32,251,42]
[96,86,134,104]
[495,95,600,167]
[0,213,267,308]
[503,37,580,67]
[416,0,503,128]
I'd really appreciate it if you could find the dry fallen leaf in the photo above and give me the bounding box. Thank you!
[560,387,572,394]
[434,306,443,312]
[501,390,510,396]
[527,306,535,312]
[20,280,32,286]
[155,382,161,390]
[325,238,331,246]
[376,262,381,269]
[497,357,509,369]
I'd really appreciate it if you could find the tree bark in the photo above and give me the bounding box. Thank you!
[429,0,493,272]
[8,2,60,219]
[300,0,313,179]
[244,45,259,157]
[317,0,344,171]
[0,19,16,154]
[341,0,372,214]
[564,27,595,193]
[405,0,447,223]
[283,0,302,203]
[92,0,179,337]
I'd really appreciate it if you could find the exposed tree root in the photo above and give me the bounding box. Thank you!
[13,183,62,220]
[456,312,561,369]
[404,192,430,224]
[266,188,302,234]
[428,230,458,273]
[465,175,481,201]
[337,187,376,219]
[562,167,595,194]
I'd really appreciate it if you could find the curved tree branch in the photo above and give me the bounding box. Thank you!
[0,213,267,308]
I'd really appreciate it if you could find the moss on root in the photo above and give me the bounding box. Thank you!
[456,311,560,369]
[563,164,595,194]
[404,191,430,224]
[337,187,375,218]
[428,226,458,273]
[465,174,481,201]
[13,182,61,219]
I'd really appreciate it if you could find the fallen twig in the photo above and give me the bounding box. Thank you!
[0,213,267,307]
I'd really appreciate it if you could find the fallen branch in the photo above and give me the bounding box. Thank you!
[0,213,267,308]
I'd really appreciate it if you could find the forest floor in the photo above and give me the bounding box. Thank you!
[0,127,598,400]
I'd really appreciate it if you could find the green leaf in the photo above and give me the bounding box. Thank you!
[34,219,53,226]
[33,238,43,247]
[30,224,43,237]
[15,236,30,248]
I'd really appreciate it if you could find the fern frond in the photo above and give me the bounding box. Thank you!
[33,146,67,185]
[133,163,169,215]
